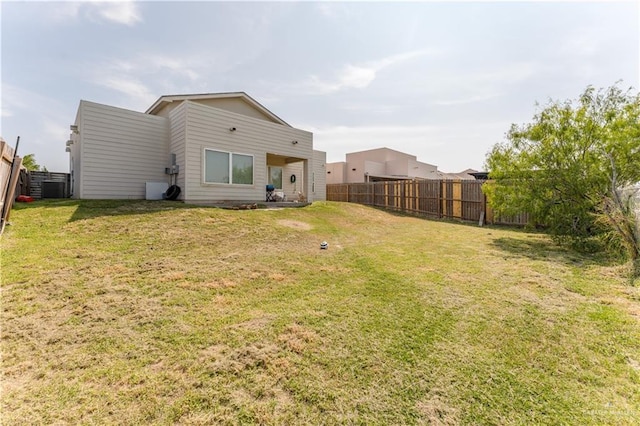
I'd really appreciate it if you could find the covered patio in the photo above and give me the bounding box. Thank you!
[265,153,310,203]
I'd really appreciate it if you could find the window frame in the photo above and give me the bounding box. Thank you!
[203,148,254,186]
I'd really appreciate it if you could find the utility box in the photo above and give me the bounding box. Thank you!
[145,182,169,200]
[42,181,66,198]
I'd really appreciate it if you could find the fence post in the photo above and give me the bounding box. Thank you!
[325,180,527,226]
[384,182,388,207]
[453,179,462,219]
[370,182,373,205]
[440,180,446,218]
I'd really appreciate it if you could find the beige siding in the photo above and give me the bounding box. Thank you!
[168,103,187,200]
[153,102,181,119]
[311,150,326,201]
[193,98,280,123]
[182,101,312,202]
[282,161,304,201]
[154,97,280,124]
[78,100,170,199]
[70,106,83,198]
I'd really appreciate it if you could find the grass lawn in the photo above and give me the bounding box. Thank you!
[2,200,639,425]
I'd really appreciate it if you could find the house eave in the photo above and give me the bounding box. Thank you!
[145,91,291,127]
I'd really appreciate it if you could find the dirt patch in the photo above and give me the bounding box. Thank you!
[177,278,238,289]
[268,273,288,282]
[276,220,312,231]
[416,393,459,426]
[278,323,319,354]
[230,314,275,331]
[201,342,281,373]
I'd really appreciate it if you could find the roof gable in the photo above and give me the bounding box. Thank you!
[146,92,290,127]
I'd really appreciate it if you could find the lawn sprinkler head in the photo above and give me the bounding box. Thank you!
[320,241,328,250]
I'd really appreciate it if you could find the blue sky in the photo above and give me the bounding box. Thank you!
[1,1,638,173]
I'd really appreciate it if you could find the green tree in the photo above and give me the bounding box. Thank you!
[21,154,42,171]
[484,84,640,273]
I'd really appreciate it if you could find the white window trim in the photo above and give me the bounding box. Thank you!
[203,148,255,186]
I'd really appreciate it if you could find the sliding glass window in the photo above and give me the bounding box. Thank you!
[204,149,253,185]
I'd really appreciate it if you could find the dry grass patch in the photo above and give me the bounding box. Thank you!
[278,323,319,354]
[416,392,460,426]
[276,219,313,230]
[2,200,639,425]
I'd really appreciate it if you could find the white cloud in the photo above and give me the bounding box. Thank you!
[434,92,504,106]
[372,49,438,69]
[146,55,200,81]
[314,3,354,20]
[110,54,201,82]
[87,52,208,109]
[301,49,438,95]
[94,1,141,26]
[1,84,67,120]
[48,1,142,26]
[49,2,83,21]
[475,62,539,86]
[422,61,541,107]
[0,84,73,171]
[94,76,155,110]
[338,65,377,89]
[101,76,152,98]
[306,65,376,94]
[338,103,399,114]
[42,118,70,147]
[560,33,600,57]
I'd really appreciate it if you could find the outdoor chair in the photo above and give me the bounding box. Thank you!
[266,184,276,202]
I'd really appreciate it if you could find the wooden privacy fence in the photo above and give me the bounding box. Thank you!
[326,180,529,226]
[1,139,22,233]
[28,171,71,199]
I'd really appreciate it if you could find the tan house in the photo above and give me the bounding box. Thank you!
[66,92,326,203]
[326,147,438,184]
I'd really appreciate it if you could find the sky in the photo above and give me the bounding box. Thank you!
[1,1,638,173]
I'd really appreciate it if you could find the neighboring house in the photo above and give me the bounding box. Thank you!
[326,147,438,184]
[433,168,480,180]
[66,92,326,203]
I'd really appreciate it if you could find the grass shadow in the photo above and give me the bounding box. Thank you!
[68,199,202,222]
[490,236,616,268]
[10,199,200,222]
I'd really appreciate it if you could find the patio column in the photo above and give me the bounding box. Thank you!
[303,159,311,203]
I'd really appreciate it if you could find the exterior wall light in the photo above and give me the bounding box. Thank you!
[292,140,298,145]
